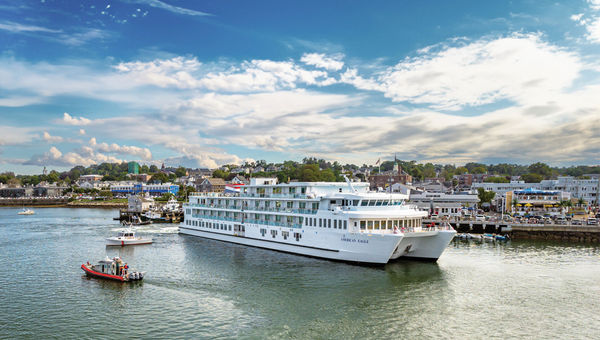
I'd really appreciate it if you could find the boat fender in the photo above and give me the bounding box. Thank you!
[111,262,116,274]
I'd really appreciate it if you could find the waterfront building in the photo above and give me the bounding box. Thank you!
[409,192,480,217]
[128,161,140,174]
[180,178,455,264]
[127,195,155,212]
[0,187,33,198]
[110,183,179,196]
[472,181,538,196]
[505,188,570,217]
[198,178,226,193]
[475,176,599,207]
[78,174,103,182]
[368,173,412,191]
[540,176,599,207]
[33,185,68,197]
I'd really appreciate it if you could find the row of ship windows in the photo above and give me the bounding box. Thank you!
[357,219,421,230]
[185,219,240,232]
[260,228,302,241]
[305,217,348,230]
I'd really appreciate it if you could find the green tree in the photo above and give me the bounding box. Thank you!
[477,188,496,207]
[521,173,543,183]
[484,176,509,183]
[299,164,320,182]
[98,190,113,198]
[149,164,159,173]
[455,167,468,175]
[175,167,187,177]
[423,163,436,178]
[528,162,552,178]
[150,172,169,183]
[472,166,487,174]
[320,169,336,182]
[212,169,229,179]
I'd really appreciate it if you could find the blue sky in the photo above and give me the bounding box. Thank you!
[1,0,599,174]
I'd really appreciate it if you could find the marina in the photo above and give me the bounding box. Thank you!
[1,207,599,339]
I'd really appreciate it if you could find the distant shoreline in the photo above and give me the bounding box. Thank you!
[0,198,125,208]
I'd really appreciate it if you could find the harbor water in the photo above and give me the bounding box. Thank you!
[1,207,599,339]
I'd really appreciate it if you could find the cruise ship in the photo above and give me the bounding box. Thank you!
[179,178,455,264]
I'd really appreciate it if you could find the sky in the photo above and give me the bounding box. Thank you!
[0,0,599,174]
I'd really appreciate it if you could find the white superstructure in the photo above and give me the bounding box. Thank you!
[179,178,455,264]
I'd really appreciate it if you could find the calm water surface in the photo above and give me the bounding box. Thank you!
[1,207,599,339]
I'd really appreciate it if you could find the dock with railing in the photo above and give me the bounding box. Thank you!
[424,219,600,243]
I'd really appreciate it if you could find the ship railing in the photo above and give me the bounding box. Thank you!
[360,225,455,234]
[239,193,310,199]
[243,207,318,215]
[244,219,303,229]
[196,215,242,223]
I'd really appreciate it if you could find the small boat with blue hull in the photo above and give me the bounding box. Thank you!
[495,234,510,241]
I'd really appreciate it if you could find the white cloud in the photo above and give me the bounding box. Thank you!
[79,129,86,135]
[114,56,203,89]
[0,126,36,146]
[300,53,344,71]
[87,137,152,160]
[62,113,91,126]
[359,34,581,110]
[115,57,336,92]
[42,131,63,143]
[127,0,211,16]
[24,146,124,167]
[0,21,61,33]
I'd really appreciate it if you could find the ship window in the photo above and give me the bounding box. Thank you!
[282,231,289,240]
[287,201,293,209]
[361,200,367,206]
[328,219,331,228]
[376,200,383,206]
[374,221,380,229]
[343,221,347,229]
[360,221,366,230]
[319,218,322,227]
[339,188,342,192]
[312,203,319,210]
[353,200,359,206]
[368,200,376,206]
[271,230,277,238]
[367,220,373,230]
[228,225,232,231]
[260,228,266,236]
[334,220,337,229]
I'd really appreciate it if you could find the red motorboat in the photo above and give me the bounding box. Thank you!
[81,257,145,282]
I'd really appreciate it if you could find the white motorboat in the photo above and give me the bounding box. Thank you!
[106,229,153,246]
[17,208,35,215]
[468,233,482,240]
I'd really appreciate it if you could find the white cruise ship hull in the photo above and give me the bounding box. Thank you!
[179,225,404,264]
[390,230,456,261]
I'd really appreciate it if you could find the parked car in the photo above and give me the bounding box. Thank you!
[572,219,583,225]
[587,218,598,225]
[555,217,567,225]
[475,215,486,221]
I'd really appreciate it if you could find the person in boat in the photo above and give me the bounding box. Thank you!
[123,263,128,275]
